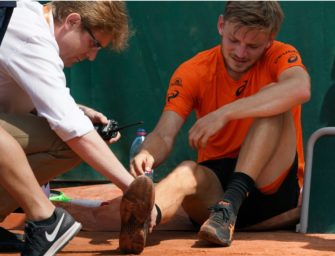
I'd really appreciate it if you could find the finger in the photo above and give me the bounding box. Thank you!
[88,109,107,123]
[96,112,108,124]
[145,155,154,172]
[189,129,201,149]
[188,133,195,149]
[129,163,137,177]
[108,132,121,144]
[199,133,209,148]
[189,122,202,149]
[133,157,145,176]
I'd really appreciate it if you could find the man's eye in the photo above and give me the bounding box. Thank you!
[248,45,259,49]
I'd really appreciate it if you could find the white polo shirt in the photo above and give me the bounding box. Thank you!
[0,0,93,141]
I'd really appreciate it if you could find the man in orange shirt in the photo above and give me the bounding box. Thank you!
[121,1,311,253]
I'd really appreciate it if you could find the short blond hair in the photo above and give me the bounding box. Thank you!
[49,1,130,51]
[224,1,284,36]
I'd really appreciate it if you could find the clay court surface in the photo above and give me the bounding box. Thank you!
[1,229,335,256]
[1,184,335,255]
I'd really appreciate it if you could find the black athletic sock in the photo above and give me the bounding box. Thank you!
[155,204,162,226]
[222,172,255,215]
[32,209,57,226]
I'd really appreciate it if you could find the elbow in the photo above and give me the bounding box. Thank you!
[300,87,311,104]
[298,76,311,104]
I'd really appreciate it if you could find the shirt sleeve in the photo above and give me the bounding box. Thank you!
[5,35,94,141]
[163,62,199,119]
[266,42,306,79]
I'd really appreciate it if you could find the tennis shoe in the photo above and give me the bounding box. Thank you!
[198,201,236,247]
[119,175,155,254]
[21,207,81,256]
[0,227,24,252]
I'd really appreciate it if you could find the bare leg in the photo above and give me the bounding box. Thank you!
[198,111,297,246]
[0,127,54,222]
[0,114,81,219]
[236,111,296,187]
[155,160,224,225]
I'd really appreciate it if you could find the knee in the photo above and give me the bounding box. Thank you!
[168,160,198,181]
[254,113,283,124]
[253,111,293,128]
[167,160,199,189]
[174,160,197,175]
[51,137,81,162]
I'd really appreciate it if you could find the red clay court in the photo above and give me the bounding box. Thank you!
[1,183,335,256]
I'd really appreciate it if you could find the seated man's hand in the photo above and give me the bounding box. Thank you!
[129,150,154,177]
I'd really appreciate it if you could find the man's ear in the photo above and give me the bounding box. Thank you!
[64,13,81,30]
[217,14,225,36]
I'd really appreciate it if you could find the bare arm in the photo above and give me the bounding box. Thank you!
[189,66,311,149]
[67,130,134,192]
[130,111,185,176]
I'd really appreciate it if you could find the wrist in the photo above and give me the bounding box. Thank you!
[218,105,232,124]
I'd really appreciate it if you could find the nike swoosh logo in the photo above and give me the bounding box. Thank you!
[45,213,65,242]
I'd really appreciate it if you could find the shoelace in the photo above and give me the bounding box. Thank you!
[208,204,231,223]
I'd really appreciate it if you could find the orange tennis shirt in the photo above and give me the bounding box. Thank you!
[164,41,306,187]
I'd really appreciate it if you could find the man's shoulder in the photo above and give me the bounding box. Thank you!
[267,41,298,56]
[262,40,301,67]
[176,45,221,75]
[4,1,53,47]
[11,1,44,30]
[187,45,221,65]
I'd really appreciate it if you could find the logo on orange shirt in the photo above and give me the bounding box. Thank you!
[170,77,183,87]
[167,90,179,102]
[274,50,297,64]
[288,55,298,63]
[235,80,248,97]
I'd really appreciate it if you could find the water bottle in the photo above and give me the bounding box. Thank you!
[129,128,154,180]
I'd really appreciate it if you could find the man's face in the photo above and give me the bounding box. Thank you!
[218,16,273,80]
[56,14,112,67]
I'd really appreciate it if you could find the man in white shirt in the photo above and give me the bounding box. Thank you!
[0,1,154,255]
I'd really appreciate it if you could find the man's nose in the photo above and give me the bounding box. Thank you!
[235,45,247,58]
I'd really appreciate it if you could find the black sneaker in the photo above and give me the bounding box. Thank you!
[0,227,24,252]
[119,175,155,254]
[198,201,236,247]
[21,207,82,256]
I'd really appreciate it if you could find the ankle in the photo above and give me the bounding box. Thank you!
[222,172,254,215]
[155,204,162,226]
[31,209,57,226]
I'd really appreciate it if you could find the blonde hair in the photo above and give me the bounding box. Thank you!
[49,1,130,51]
[224,1,284,36]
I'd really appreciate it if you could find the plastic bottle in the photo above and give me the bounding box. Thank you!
[129,128,154,180]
